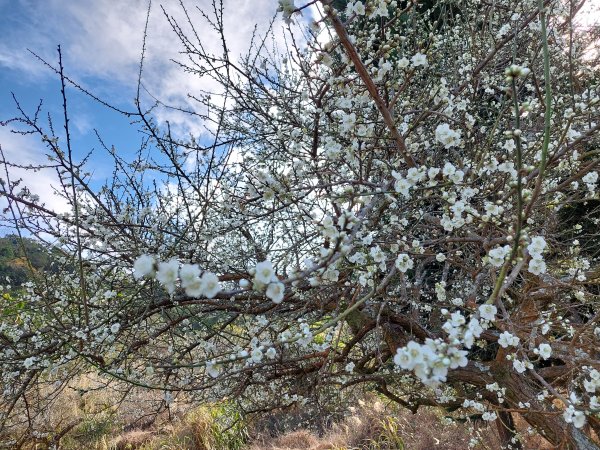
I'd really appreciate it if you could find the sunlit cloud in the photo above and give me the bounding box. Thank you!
[0,127,70,215]
[2,0,291,134]
[1,0,295,225]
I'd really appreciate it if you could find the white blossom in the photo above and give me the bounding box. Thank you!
[205,360,220,378]
[23,357,36,369]
[482,411,497,421]
[200,272,221,299]
[133,254,155,279]
[528,258,547,276]
[395,253,414,273]
[488,245,511,267]
[535,343,552,360]
[156,259,179,294]
[527,236,547,259]
[435,123,461,149]
[266,281,285,303]
[394,177,412,197]
[411,52,428,67]
[370,245,386,263]
[254,260,276,285]
[563,405,586,428]
[582,171,598,185]
[397,57,409,69]
[498,331,520,348]
[394,348,414,370]
[250,347,263,363]
[277,0,296,23]
[479,304,497,321]
[513,359,527,373]
[179,263,201,289]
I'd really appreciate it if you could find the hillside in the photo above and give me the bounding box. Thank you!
[0,234,59,287]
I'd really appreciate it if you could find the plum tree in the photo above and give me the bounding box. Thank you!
[2,0,600,448]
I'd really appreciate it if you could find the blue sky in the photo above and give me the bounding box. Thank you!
[0,0,289,219]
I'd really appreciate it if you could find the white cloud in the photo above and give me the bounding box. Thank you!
[2,0,292,134]
[0,47,48,79]
[0,127,70,216]
[0,0,308,228]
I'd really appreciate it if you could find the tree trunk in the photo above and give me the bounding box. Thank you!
[346,308,600,449]
[490,359,599,450]
[496,411,523,450]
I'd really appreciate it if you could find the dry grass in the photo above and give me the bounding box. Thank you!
[247,398,502,450]
[2,374,174,449]
[133,405,248,450]
[112,430,155,449]
[4,376,556,450]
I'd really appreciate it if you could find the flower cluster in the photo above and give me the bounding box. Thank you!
[435,123,462,149]
[487,245,511,268]
[392,167,426,198]
[394,253,414,273]
[582,171,599,193]
[277,0,296,23]
[512,359,532,374]
[393,339,468,386]
[394,305,499,385]
[253,260,285,303]
[563,405,586,429]
[345,1,366,16]
[584,369,600,394]
[497,331,520,348]
[527,236,547,276]
[133,255,221,298]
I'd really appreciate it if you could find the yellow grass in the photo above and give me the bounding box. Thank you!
[3,375,515,450]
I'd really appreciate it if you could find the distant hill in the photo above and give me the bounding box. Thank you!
[0,235,60,287]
